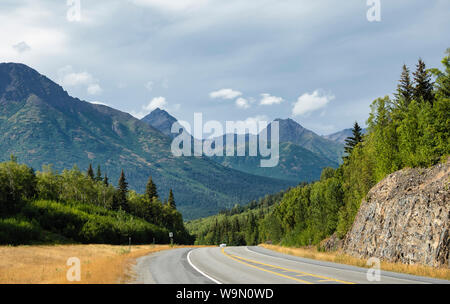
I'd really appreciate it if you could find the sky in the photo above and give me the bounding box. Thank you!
[1,0,449,135]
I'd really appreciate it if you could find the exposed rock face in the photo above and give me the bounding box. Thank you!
[343,159,449,268]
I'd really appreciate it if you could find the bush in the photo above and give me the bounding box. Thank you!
[0,217,42,245]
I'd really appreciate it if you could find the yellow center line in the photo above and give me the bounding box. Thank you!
[221,248,313,284]
[222,248,354,285]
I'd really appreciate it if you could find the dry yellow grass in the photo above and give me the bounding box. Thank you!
[260,244,450,281]
[0,244,199,284]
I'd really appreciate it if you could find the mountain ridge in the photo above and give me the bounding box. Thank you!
[0,62,294,219]
[141,109,342,182]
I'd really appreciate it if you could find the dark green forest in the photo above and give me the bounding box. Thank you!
[0,158,193,245]
[187,50,450,247]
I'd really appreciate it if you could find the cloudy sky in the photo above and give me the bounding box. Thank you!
[1,0,449,135]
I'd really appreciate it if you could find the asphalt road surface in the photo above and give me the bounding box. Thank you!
[133,246,449,284]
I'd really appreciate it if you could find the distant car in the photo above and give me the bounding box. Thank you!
[219,244,227,248]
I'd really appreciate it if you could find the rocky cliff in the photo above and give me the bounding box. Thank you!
[343,159,449,268]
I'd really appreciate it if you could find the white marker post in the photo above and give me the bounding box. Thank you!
[169,232,173,246]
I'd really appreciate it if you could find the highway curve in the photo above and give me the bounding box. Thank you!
[133,246,449,284]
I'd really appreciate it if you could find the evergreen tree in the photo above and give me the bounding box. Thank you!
[168,189,176,209]
[117,169,129,211]
[343,122,364,158]
[394,64,414,108]
[10,154,17,163]
[87,164,94,180]
[145,176,158,200]
[430,48,450,99]
[95,165,102,182]
[103,173,109,186]
[413,58,434,103]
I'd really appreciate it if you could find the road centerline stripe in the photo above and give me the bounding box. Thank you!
[221,248,312,284]
[223,248,354,285]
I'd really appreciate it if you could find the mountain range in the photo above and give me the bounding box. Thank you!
[0,62,347,219]
[142,110,344,182]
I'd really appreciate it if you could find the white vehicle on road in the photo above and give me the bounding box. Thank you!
[219,244,227,248]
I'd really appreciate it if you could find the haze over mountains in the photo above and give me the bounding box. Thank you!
[0,62,346,219]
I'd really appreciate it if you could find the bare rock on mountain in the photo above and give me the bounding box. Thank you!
[343,159,449,268]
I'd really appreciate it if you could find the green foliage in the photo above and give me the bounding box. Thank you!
[189,51,450,248]
[0,159,36,215]
[168,189,176,209]
[343,122,364,160]
[87,164,95,180]
[145,176,158,200]
[0,159,193,245]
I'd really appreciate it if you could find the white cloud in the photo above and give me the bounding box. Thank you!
[260,93,283,105]
[87,84,103,95]
[144,96,168,111]
[210,88,242,100]
[12,41,31,53]
[130,96,171,119]
[242,115,269,134]
[58,66,102,96]
[292,90,335,116]
[131,0,209,11]
[90,100,109,106]
[235,97,250,109]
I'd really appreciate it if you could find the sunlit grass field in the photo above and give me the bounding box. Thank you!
[0,244,183,284]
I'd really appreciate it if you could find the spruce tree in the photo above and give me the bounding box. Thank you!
[95,165,102,182]
[117,169,129,212]
[344,122,364,158]
[168,189,176,209]
[145,176,158,200]
[87,164,94,180]
[395,64,414,108]
[103,173,109,186]
[413,58,434,104]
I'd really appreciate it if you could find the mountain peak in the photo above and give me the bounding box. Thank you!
[141,108,178,137]
[0,62,68,105]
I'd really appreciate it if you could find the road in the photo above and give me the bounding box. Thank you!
[133,246,449,284]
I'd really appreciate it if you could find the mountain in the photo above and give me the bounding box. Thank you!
[141,108,178,138]
[265,119,344,164]
[0,63,294,219]
[142,109,340,182]
[212,141,338,182]
[324,128,368,144]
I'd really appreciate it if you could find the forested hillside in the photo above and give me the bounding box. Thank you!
[188,50,450,247]
[0,158,193,245]
[0,62,293,220]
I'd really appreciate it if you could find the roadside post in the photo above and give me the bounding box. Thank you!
[169,232,173,246]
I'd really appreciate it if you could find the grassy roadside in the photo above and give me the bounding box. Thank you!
[0,244,194,284]
[260,244,450,281]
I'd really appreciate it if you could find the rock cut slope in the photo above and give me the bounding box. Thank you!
[344,159,449,268]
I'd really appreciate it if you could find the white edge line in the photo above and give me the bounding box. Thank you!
[187,249,222,284]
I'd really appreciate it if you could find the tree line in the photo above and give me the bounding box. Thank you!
[188,49,450,247]
[0,157,193,245]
